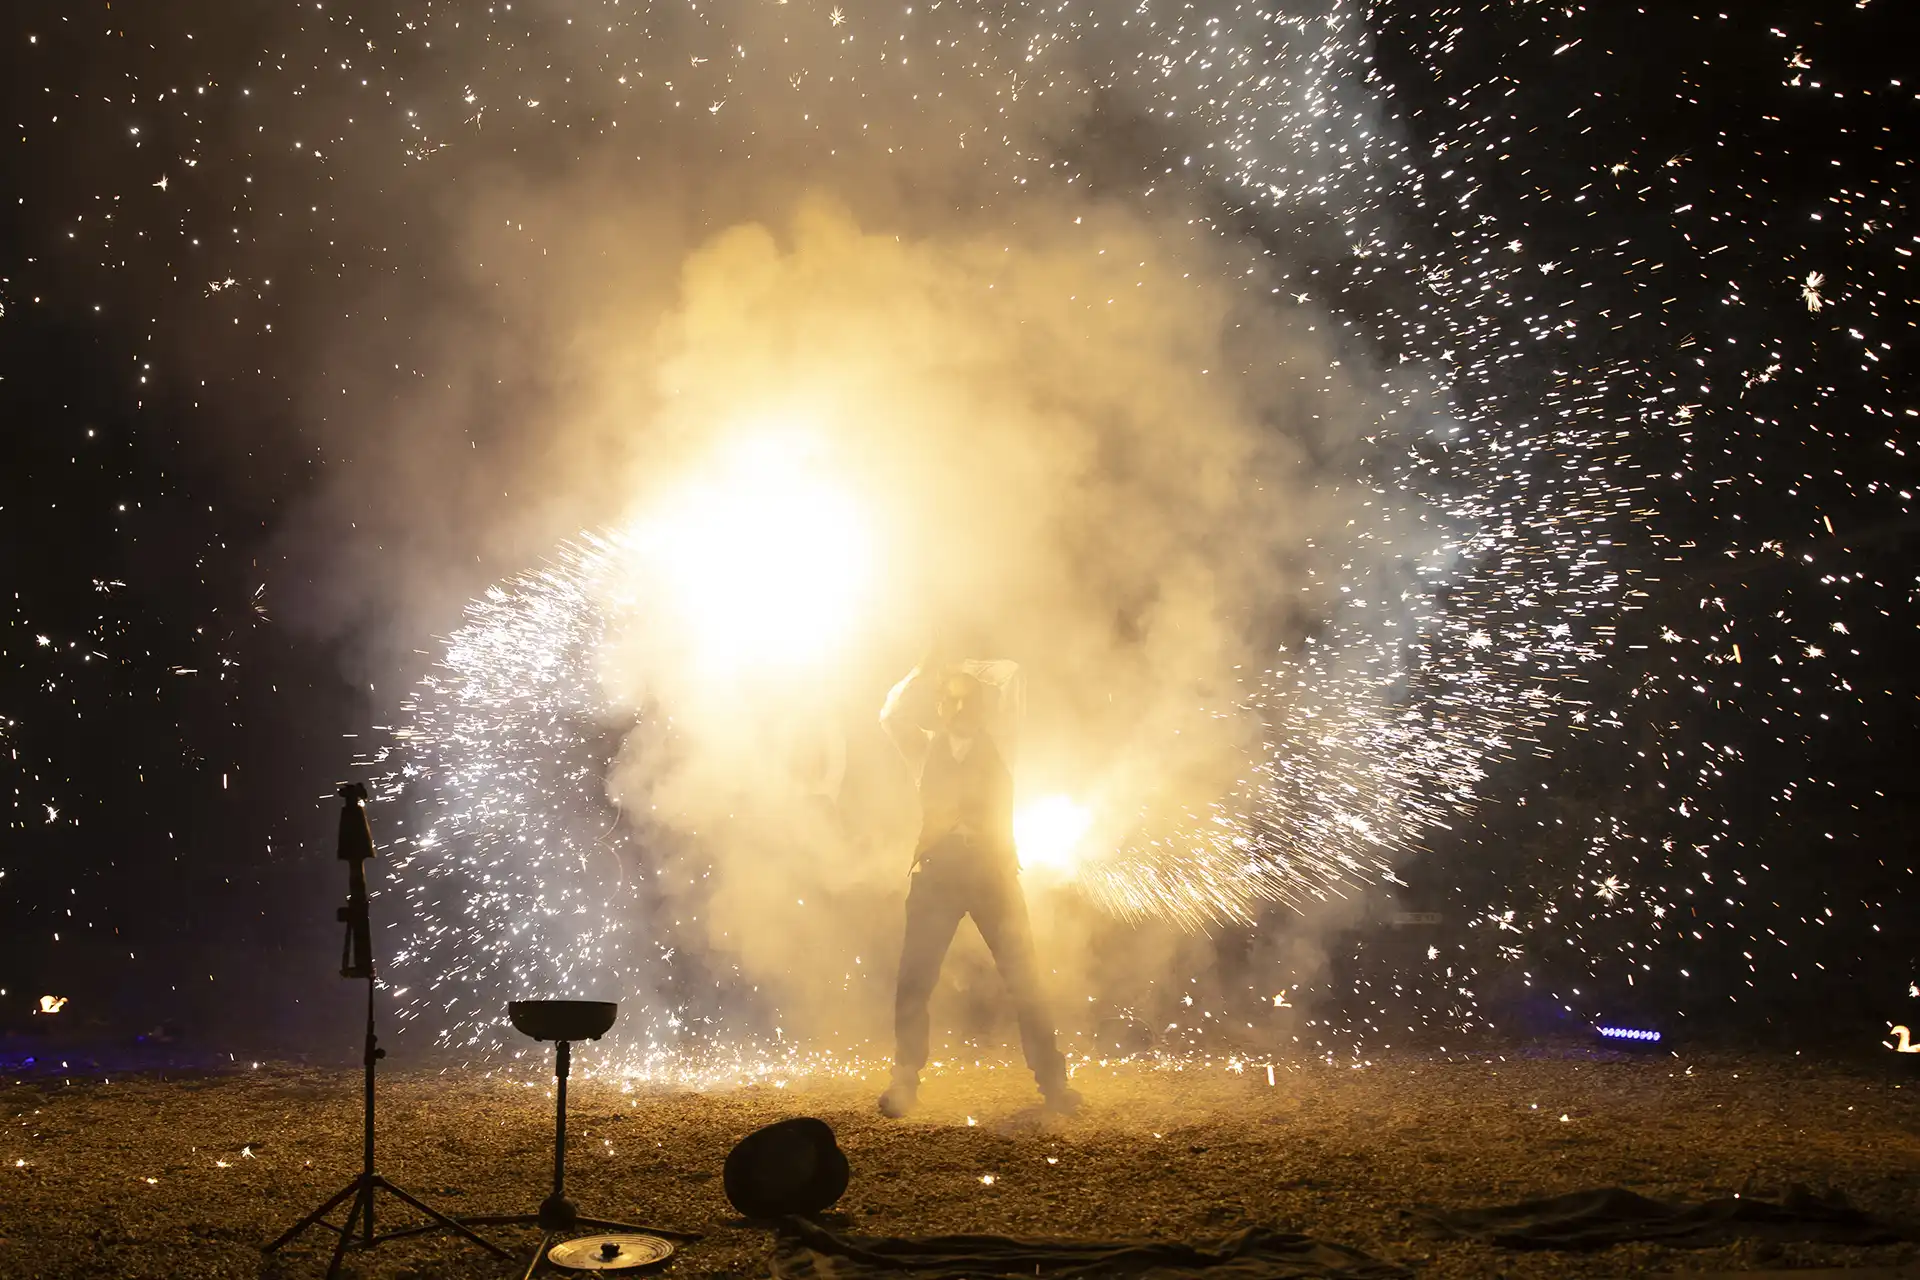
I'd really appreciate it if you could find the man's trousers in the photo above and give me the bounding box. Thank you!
[890,839,1066,1092]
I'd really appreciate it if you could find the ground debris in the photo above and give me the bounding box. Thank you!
[0,1049,1915,1278]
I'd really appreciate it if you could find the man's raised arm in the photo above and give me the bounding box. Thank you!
[880,665,935,770]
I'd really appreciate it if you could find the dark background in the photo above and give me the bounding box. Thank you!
[2,0,1913,1060]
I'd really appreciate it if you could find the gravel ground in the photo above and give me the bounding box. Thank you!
[2,1042,1916,1279]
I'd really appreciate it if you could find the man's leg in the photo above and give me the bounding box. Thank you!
[886,867,965,1114]
[971,870,1074,1107]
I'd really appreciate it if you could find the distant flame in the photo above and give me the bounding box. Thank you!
[37,995,68,1014]
[1014,794,1093,879]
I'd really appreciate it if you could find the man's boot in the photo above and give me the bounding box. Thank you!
[1040,1076,1082,1116]
[878,1074,919,1118]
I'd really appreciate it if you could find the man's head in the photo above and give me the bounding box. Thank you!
[935,669,989,737]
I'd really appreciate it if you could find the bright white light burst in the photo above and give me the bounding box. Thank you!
[628,429,877,678]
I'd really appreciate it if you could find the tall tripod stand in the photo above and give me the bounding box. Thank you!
[266,784,509,1278]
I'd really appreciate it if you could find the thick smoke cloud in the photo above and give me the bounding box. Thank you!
[87,0,1403,1055]
[551,196,1366,1044]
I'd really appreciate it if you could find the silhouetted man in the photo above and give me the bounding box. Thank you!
[877,659,1078,1117]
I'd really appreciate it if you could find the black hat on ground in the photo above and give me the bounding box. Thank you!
[723,1117,850,1219]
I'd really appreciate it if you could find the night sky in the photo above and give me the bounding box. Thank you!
[2,0,1915,1063]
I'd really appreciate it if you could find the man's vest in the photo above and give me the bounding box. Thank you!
[916,731,1015,860]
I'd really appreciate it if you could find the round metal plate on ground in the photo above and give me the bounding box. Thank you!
[547,1233,677,1271]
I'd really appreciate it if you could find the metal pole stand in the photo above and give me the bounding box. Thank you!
[460,1034,699,1279]
[264,785,510,1277]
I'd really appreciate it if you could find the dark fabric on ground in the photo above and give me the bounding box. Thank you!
[1412,1185,1908,1251]
[769,1218,1411,1279]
